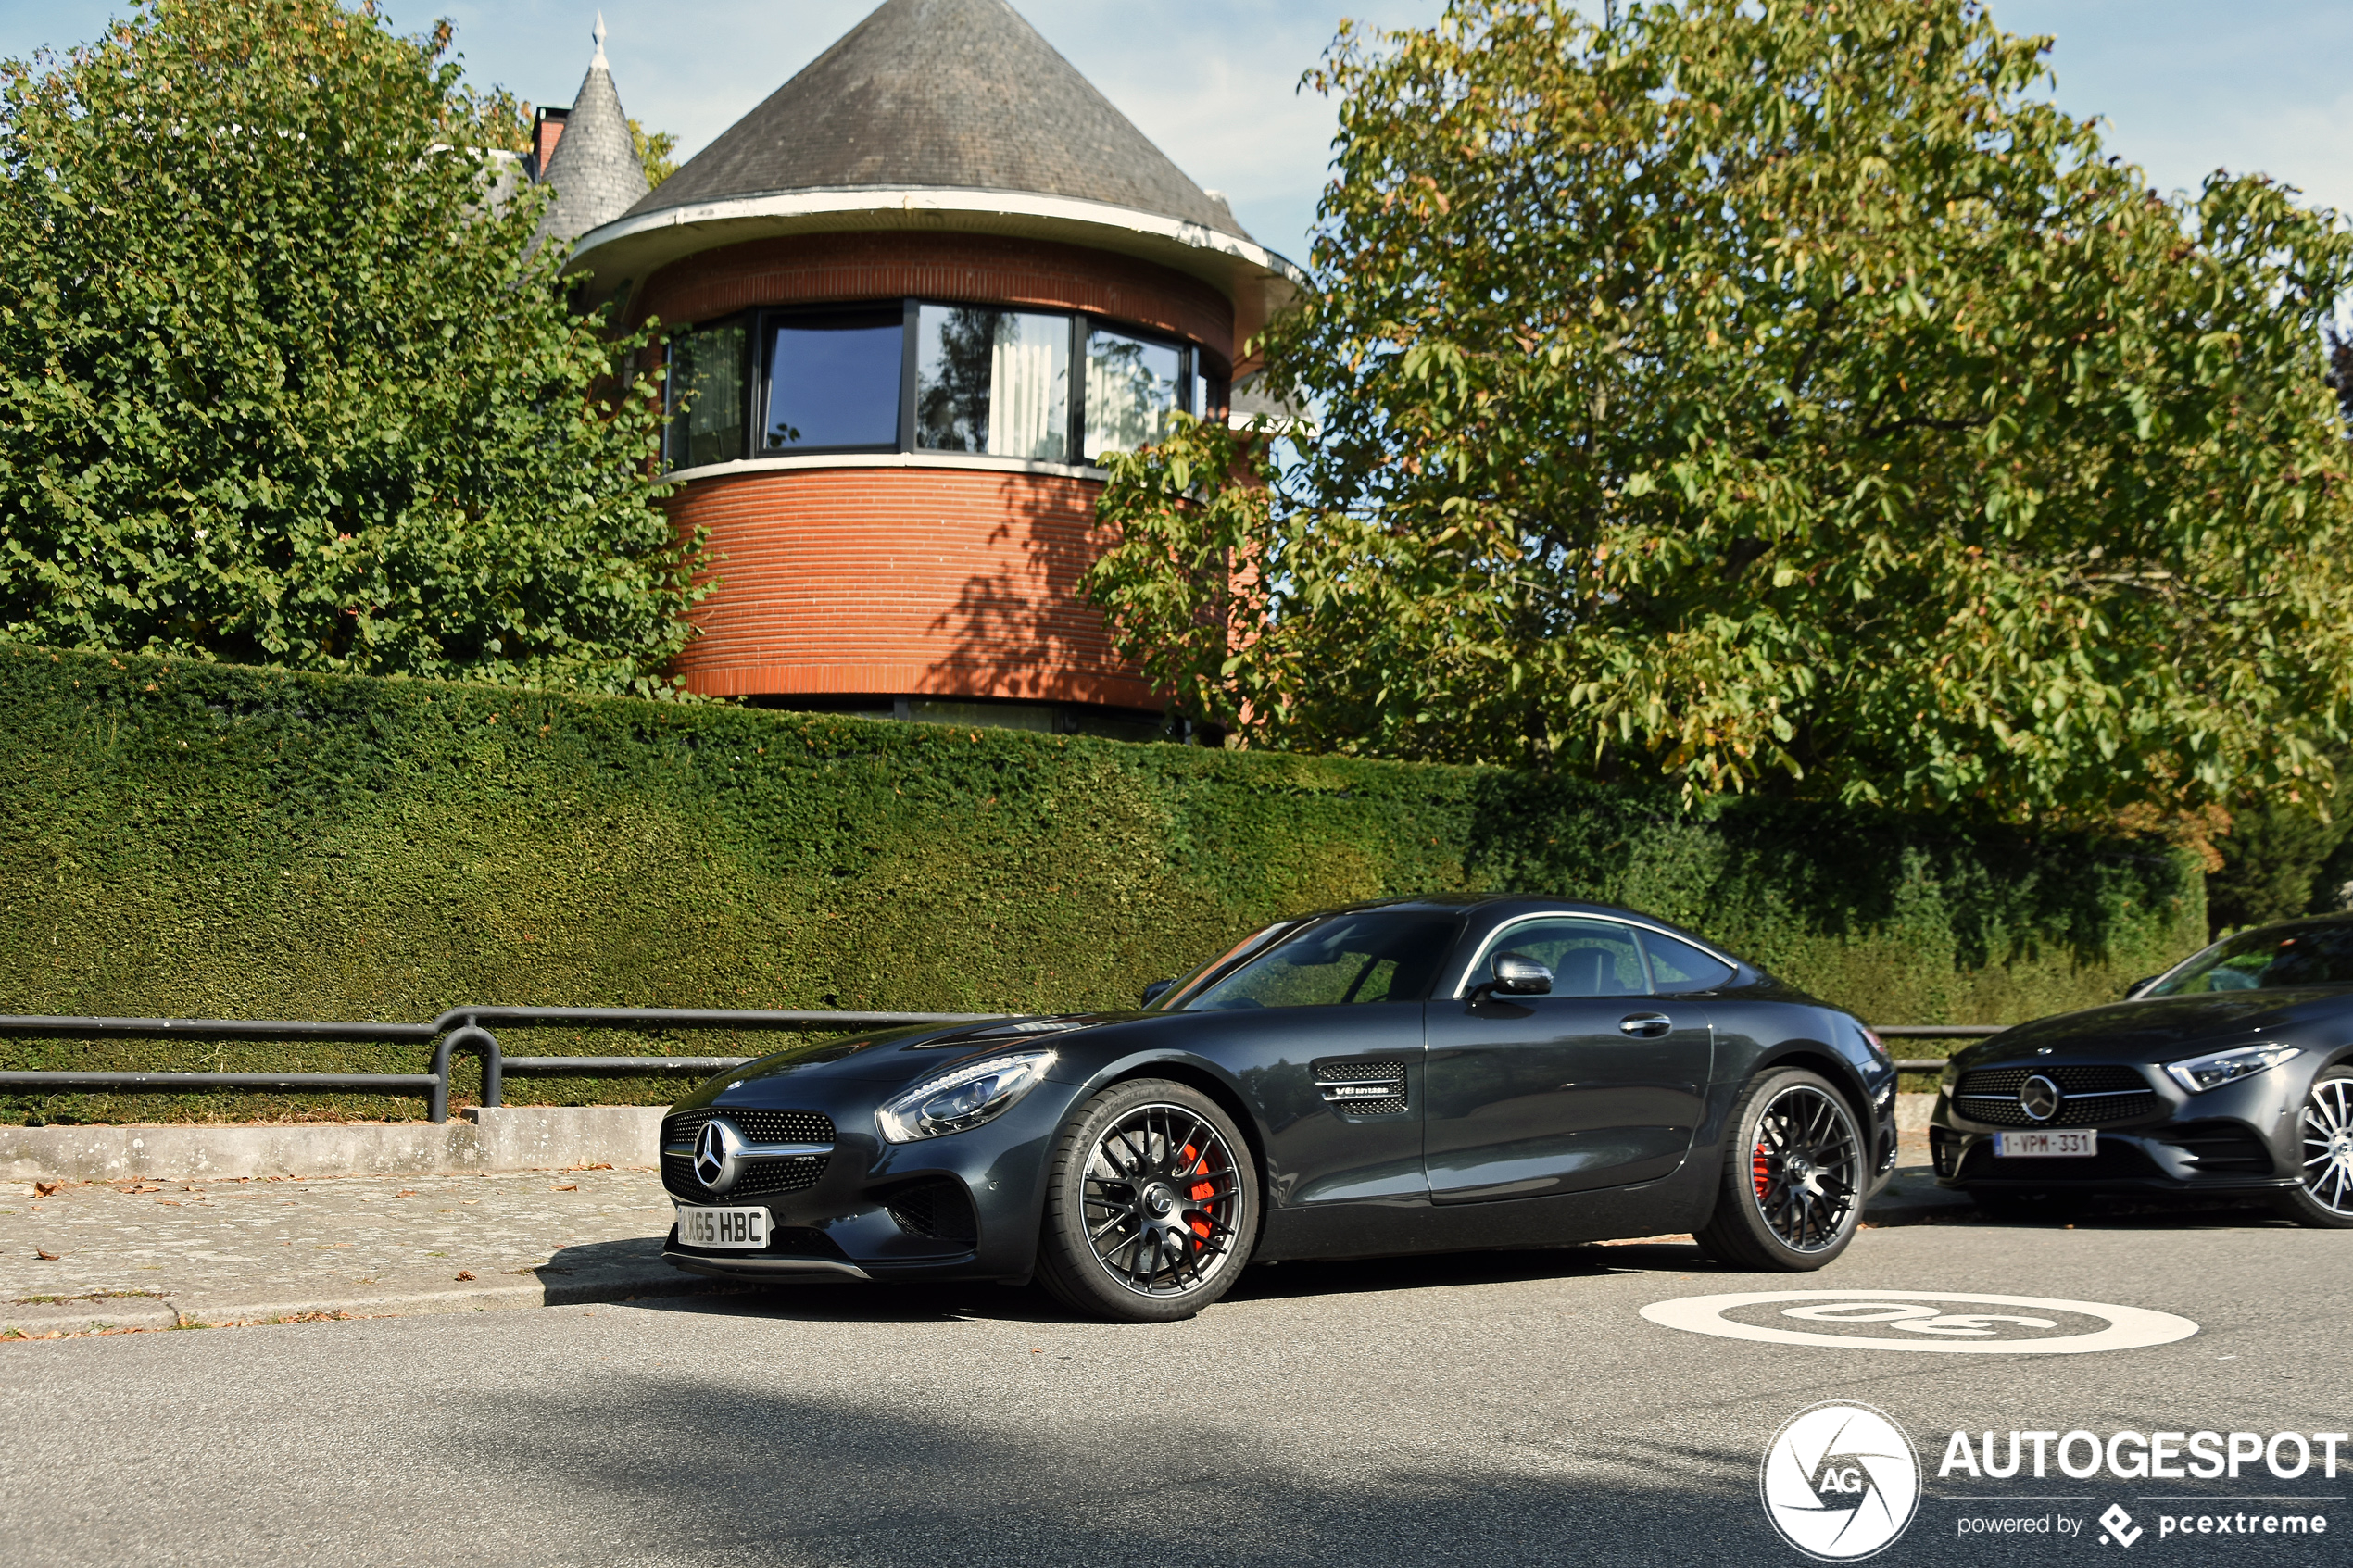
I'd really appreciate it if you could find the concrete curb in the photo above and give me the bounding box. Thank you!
[0,1106,666,1183]
[4,1262,736,1338]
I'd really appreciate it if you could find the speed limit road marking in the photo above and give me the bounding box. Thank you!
[1640,1289,2199,1353]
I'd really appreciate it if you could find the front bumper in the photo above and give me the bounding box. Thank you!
[657,1077,1076,1285]
[1929,1065,2298,1195]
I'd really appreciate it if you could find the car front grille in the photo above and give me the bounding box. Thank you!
[1951,1064,2160,1126]
[660,1107,837,1203]
[665,1108,835,1145]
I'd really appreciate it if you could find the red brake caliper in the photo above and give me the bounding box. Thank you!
[1752,1141,1774,1199]
[1181,1144,1214,1239]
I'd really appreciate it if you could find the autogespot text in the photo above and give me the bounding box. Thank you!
[1938,1428,2348,1481]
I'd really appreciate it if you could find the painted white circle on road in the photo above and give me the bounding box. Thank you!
[1641,1289,2197,1353]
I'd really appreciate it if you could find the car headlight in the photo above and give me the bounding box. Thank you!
[1939,1060,1961,1093]
[2163,1043,2301,1096]
[876,1050,1056,1143]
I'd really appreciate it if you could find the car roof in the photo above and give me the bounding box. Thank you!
[1297,894,1738,956]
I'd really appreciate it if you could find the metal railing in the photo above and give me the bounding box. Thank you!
[0,1008,1000,1122]
[1873,1023,2007,1074]
[0,1009,2005,1120]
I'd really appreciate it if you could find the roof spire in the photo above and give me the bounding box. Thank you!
[537,10,649,247]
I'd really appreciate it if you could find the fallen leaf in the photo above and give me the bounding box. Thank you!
[32,1184,57,1198]
[454,1271,476,1281]
[552,1184,578,1192]
[585,1163,612,1171]
[396,1190,418,1198]
[34,1249,58,1261]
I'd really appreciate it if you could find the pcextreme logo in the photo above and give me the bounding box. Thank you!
[1760,1402,1922,1561]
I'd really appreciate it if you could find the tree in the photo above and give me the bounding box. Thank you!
[1085,0,2353,825]
[0,0,705,692]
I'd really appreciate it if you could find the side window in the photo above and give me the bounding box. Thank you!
[1641,929,1738,994]
[1477,919,1647,997]
[762,309,904,450]
[665,318,748,470]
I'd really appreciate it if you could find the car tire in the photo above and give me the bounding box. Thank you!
[1035,1078,1259,1323]
[2274,1064,2353,1229]
[1696,1068,1866,1271]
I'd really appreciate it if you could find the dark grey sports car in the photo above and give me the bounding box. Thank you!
[1930,913,2353,1225]
[661,896,1899,1321]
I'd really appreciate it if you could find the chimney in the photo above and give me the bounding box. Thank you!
[530,106,570,182]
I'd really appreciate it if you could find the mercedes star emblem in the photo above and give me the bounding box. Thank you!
[2018,1073,2063,1123]
[692,1118,740,1192]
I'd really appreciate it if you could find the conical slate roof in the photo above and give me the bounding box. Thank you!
[538,19,651,247]
[623,0,1249,239]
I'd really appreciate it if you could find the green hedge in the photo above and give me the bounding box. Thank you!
[0,644,2203,1122]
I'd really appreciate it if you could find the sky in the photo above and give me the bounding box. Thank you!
[5,0,2351,271]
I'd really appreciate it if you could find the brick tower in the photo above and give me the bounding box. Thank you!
[562,0,1302,736]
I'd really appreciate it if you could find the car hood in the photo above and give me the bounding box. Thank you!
[1951,989,2346,1068]
[698,1012,1139,1097]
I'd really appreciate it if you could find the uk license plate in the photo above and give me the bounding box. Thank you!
[675,1204,770,1248]
[1994,1130,2096,1158]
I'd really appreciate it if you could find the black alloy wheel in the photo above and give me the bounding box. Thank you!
[1697,1068,1865,1270]
[2276,1065,2353,1229]
[1035,1078,1258,1323]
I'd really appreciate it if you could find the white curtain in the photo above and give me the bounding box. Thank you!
[987,313,1070,461]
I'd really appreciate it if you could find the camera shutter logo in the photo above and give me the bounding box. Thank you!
[1759,1402,1920,1561]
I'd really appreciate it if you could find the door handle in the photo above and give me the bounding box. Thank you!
[1618,1012,1672,1038]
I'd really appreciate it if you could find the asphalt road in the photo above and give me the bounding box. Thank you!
[1,1207,2346,1568]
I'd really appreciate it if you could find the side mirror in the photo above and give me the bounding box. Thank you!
[1139,979,1176,1009]
[1473,951,1553,1002]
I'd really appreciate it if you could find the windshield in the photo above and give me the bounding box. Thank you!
[1177,910,1463,1010]
[2147,920,2353,996]
[1146,922,1296,1011]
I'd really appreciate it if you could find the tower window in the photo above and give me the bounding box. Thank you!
[665,300,1223,470]
[762,310,904,451]
[915,306,1073,462]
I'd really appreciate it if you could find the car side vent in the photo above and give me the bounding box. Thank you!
[1312,1059,1407,1116]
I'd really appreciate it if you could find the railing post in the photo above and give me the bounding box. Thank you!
[428,1023,503,1123]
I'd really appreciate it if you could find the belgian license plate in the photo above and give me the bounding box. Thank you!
[1994,1130,2096,1158]
[675,1204,770,1248]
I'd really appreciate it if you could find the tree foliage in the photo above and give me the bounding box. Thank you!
[1085,0,2353,823]
[0,0,705,692]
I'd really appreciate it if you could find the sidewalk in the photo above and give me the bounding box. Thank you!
[0,1165,726,1337]
[1,1148,1985,1338]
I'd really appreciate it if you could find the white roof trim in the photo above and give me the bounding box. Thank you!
[571,185,1311,290]
[661,450,1112,486]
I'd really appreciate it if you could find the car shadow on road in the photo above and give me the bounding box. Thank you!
[565,1236,1735,1328]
